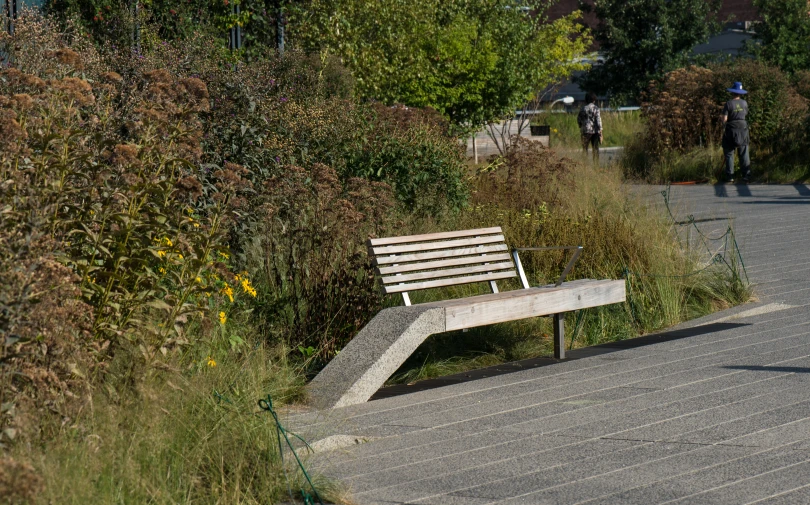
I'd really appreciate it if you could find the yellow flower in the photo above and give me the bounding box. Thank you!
[159,267,166,274]
[218,251,229,259]
[195,276,202,283]
[207,356,217,367]
[193,222,200,228]
[158,250,166,258]
[239,276,257,297]
[218,311,227,324]
[178,254,183,259]
[221,284,234,303]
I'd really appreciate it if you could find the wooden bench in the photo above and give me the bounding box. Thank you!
[307,226,626,409]
[370,226,624,359]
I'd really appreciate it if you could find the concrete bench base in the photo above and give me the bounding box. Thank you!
[308,279,625,410]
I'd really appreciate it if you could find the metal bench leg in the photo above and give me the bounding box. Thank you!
[553,313,565,360]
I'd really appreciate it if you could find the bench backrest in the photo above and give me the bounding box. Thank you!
[367,227,517,304]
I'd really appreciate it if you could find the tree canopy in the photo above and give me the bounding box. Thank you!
[291,0,592,133]
[579,0,720,104]
[746,0,810,75]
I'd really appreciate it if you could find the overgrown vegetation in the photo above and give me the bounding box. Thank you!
[622,60,810,182]
[0,11,751,505]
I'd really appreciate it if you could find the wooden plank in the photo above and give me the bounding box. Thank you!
[431,280,626,331]
[368,227,503,247]
[372,235,505,256]
[383,271,517,294]
[376,253,513,275]
[381,262,515,284]
[373,244,509,265]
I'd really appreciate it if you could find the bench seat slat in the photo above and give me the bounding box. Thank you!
[368,227,502,247]
[371,235,505,256]
[373,244,509,266]
[383,271,517,294]
[376,253,512,275]
[381,261,515,284]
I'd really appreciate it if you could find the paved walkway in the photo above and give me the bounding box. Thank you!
[291,184,810,505]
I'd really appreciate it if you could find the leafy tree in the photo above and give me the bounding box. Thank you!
[290,0,591,133]
[746,0,810,74]
[579,0,720,104]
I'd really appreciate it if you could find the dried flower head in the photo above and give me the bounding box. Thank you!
[0,108,27,146]
[175,175,203,200]
[54,48,82,67]
[100,71,123,84]
[2,68,46,90]
[111,144,139,166]
[178,77,209,102]
[144,69,173,84]
[51,77,95,106]
[12,94,34,111]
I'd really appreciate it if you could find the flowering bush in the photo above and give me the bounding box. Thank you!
[0,19,250,441]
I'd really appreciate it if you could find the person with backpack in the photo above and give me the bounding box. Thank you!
[721,82,751,183]
[578,92,603,161]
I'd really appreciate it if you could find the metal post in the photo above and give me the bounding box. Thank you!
[553,313,565,359]
[6,0,16,35]
[132,0,141,53]
[229,2,242,51]
[276,0,284,55]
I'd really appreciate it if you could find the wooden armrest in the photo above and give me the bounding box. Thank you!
[511,246,583,289]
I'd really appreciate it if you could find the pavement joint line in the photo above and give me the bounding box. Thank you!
[342,366,810,488]
[699,303,797,325]
[505,438,810,505]
[759,284,810,297]
[297,318,810,431]
[465,441,767,504]
[655,458,810,505]
[571,439,810,505]
[353,439,660,499]
[339,372,800,482]
[742,482,810,505]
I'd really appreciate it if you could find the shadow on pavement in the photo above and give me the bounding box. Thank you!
[734,183,752,197]
[371,322,751,400]
[723,365,810,374]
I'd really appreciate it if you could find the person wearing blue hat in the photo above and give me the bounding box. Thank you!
[721,82,751,183]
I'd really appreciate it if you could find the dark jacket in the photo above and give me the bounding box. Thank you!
[722,99,749,149]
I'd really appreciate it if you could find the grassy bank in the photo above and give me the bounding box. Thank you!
[622,141,810,183]
[14,327,353,504]
[532,110,643,149]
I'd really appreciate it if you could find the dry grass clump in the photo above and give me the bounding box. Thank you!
[0,457,43,504]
